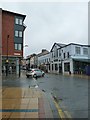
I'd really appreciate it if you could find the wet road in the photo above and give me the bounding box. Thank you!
[2,71,88,118]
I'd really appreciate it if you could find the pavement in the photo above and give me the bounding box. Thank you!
[1,72,89,119]
[1,87,61,119]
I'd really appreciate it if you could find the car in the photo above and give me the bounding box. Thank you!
[26,68,45,78]
[22,66,26,70]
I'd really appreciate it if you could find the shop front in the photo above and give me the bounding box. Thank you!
[73,59,90,75]
[2,56,20,75]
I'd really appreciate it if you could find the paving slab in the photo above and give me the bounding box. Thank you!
[1,87,58,119]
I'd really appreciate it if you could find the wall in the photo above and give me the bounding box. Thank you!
[2,11,14,56]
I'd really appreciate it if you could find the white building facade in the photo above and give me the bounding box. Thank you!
[38,43,90,75]
[38,53,51,72]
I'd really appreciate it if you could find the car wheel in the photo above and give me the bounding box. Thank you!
[33,74,37,78]
[42,73,44,77]
[26,75,29,78]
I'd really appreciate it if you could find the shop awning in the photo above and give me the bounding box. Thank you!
[71,56,90,63]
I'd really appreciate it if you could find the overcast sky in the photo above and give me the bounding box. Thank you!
[0,1,89,57]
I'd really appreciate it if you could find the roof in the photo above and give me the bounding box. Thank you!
[51,42,90,52]
[61,43,90,48]
[56,43,66,47]
[50,43,66,52]
[2,9,26,20]
[37,50,49,57]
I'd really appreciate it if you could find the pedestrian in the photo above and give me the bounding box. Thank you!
[9,66,12,74]
[3,66,6,73]
[69,71,71,75]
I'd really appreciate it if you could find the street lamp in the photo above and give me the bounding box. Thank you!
[19,44,28,77]
[6,35,9,76]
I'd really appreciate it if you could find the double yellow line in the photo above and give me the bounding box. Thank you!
[54,100,72,119]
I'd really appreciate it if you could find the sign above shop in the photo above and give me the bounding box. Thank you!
[14,53,21,56]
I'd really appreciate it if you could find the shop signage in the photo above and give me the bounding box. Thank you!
[14,53,21,56]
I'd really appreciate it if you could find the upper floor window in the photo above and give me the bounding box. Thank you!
[52,52,53,58]
[75,46,81,54]
[59,50,61,56]
[15,18,23,25]
[20,19,23,25]
[18,44,22,50]
[15,31,18,37]
[14,43,22,50]
[67,52,69,58]
[49,58,50,62]
[15,18,19,24]
[56,49,58,57]
[64,53,65,58]
[15,44,18,50]
[83,48,88,55]
[19,31,22,37]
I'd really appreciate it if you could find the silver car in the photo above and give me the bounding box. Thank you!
[26,68,45,78]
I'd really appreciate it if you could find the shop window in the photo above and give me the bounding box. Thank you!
[52,64,53,71]
[55,64,58,71]
[49,64,50,70]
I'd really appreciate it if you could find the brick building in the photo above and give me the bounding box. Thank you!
[2,9,26,75]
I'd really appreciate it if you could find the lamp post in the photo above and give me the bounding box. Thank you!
[6,35,9,76]
[19,44,28,77]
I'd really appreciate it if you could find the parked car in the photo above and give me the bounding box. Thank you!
[22,66,26,70]
[26,68,45,78]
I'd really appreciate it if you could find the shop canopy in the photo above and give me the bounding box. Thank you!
[71,56,90,63]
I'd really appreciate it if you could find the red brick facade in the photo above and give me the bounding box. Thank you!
[2,11,23,57]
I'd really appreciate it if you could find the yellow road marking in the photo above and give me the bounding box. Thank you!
[54,100,66,119]
[64,111,72,118]
[54,100,72,119]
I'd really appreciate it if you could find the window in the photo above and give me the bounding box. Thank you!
[67,52,69,58]
[49,64,50,70]
[14,43,22,50]
[83,48,88,55]
[52,52,53,58]
[20,19,23,25]
[18,44,22,50]
[56,49,58,57]
[52,64,53,71]
[49,58,50,62]
[55,64,58,71]
[75,46,81,54]
[64,53,65,58]
[64,63,70,72]
[19,31,22,37]
[15,31,18,37]
[47,58,48,62]
[15,18,19,24]
[59,50,61,56]
[15,44,18,50]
